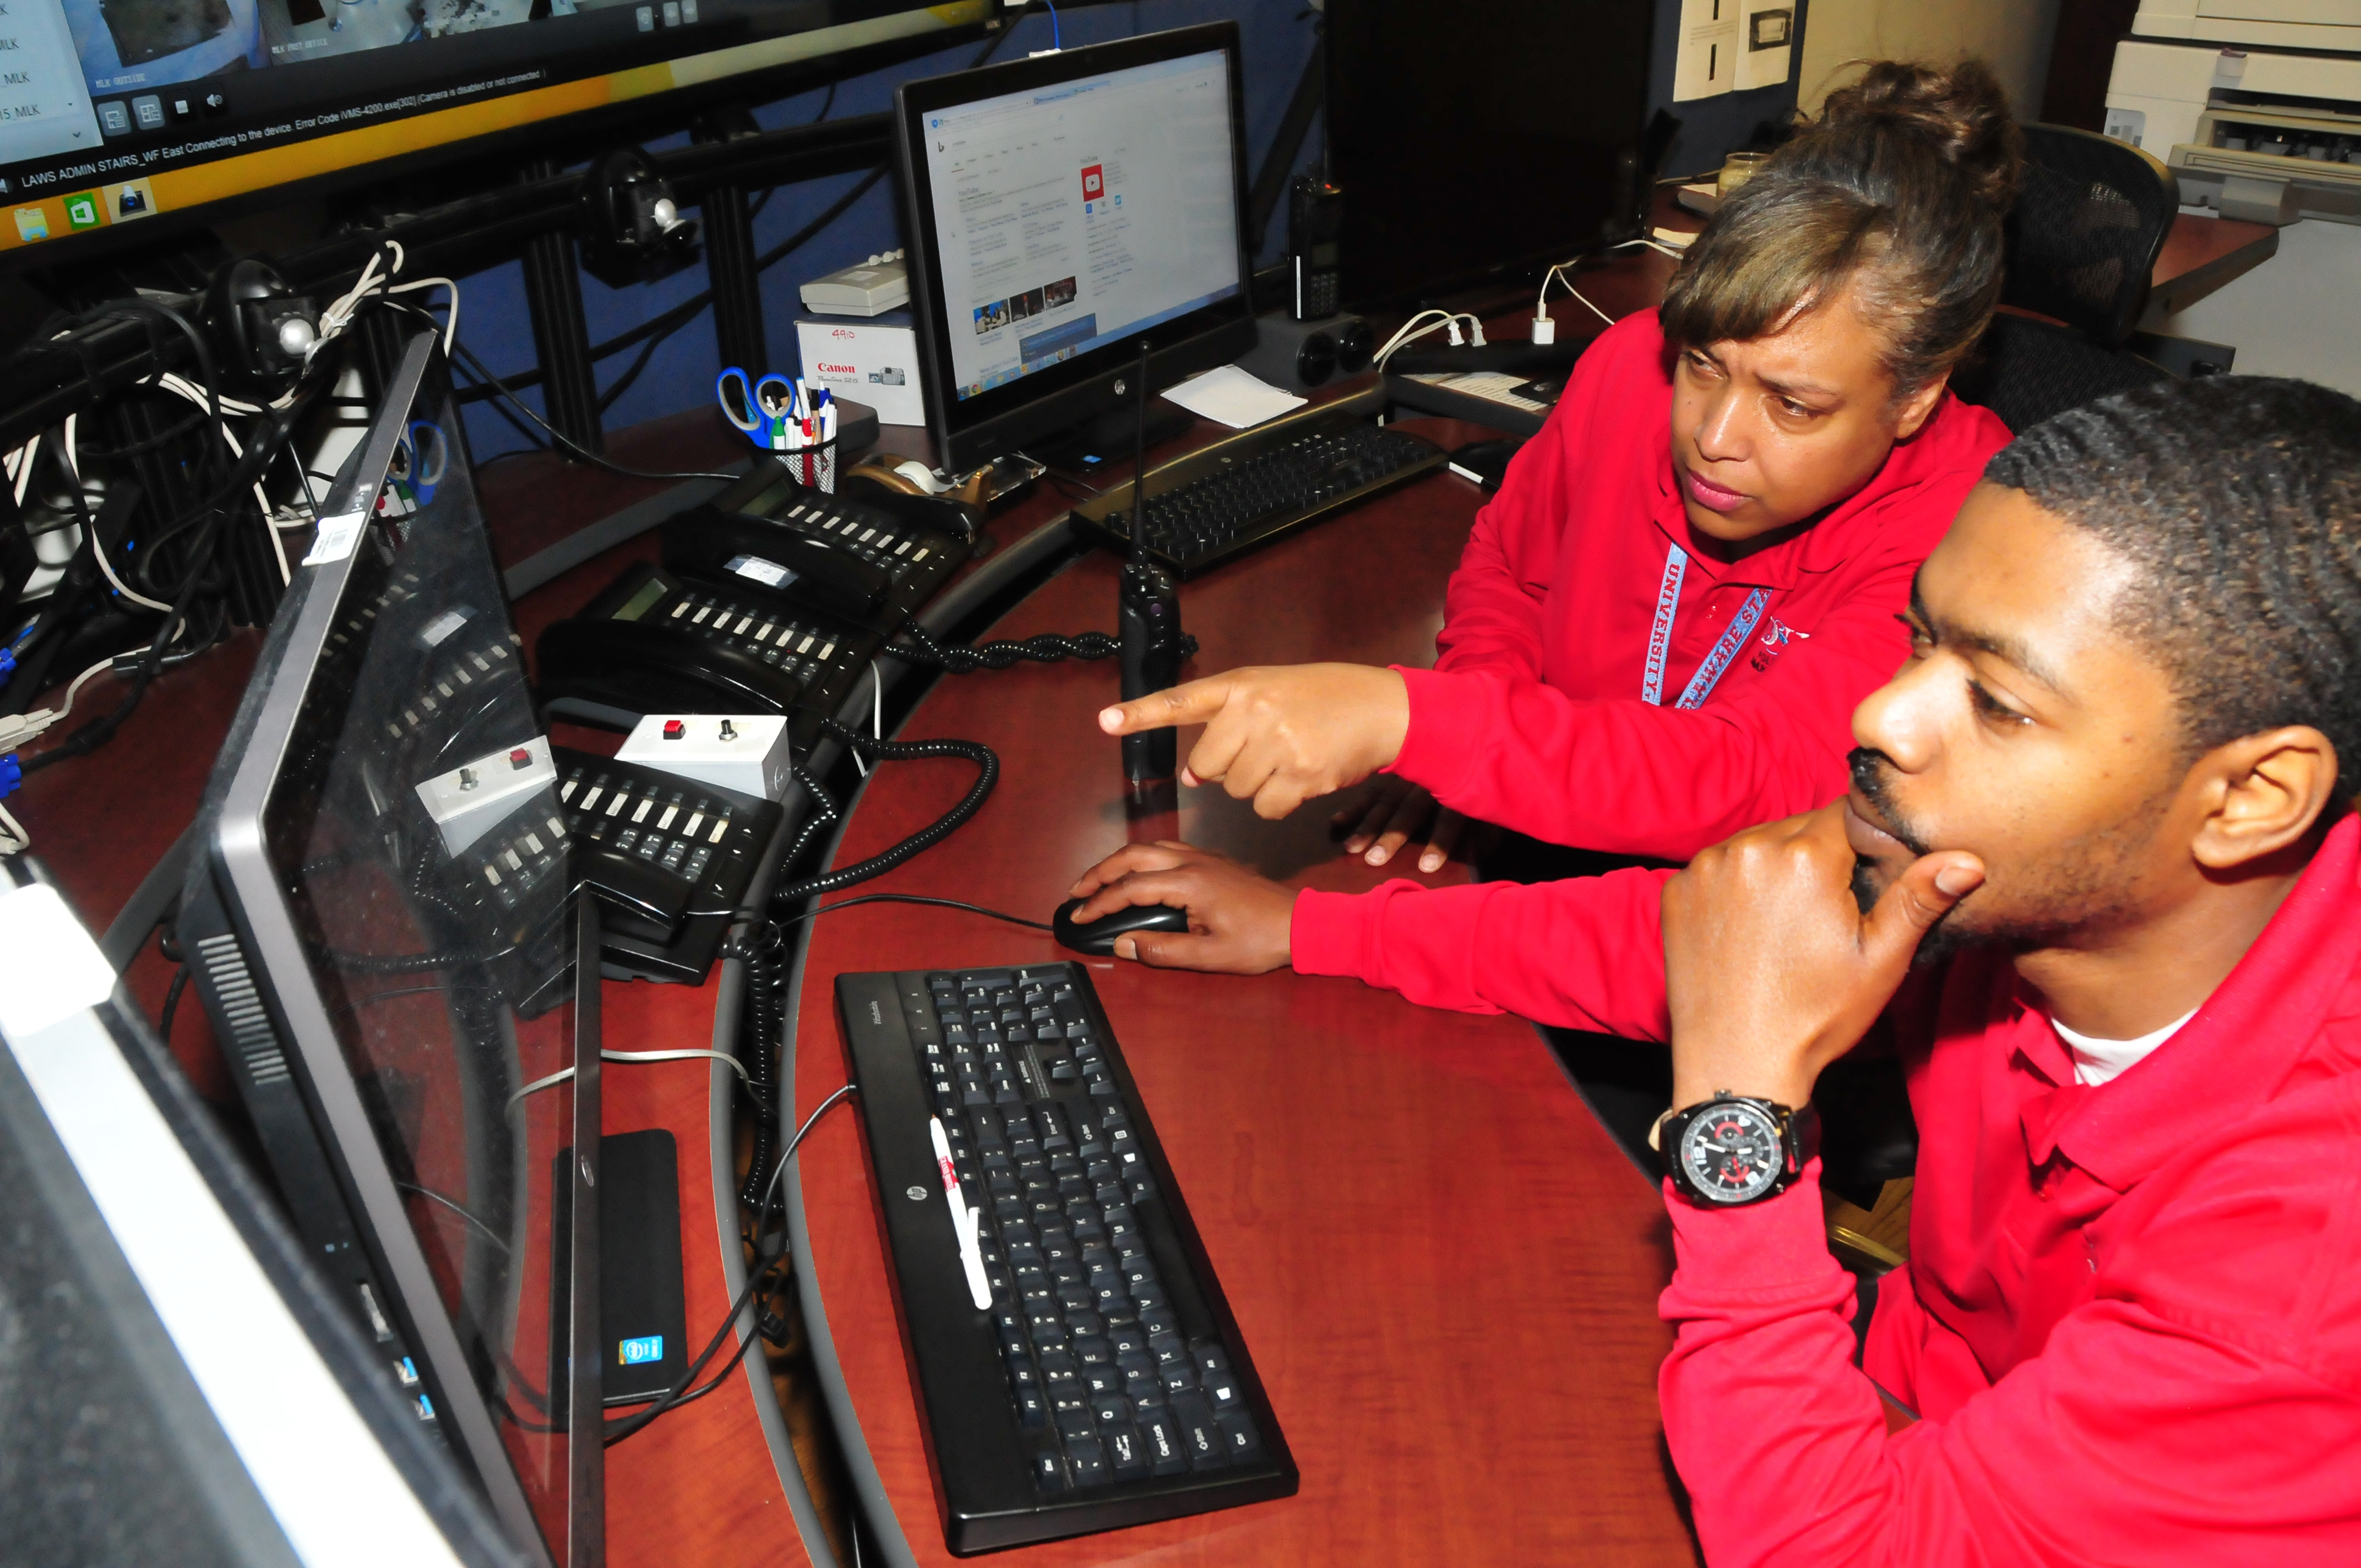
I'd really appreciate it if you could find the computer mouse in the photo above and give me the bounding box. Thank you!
[1052,897,1192,957]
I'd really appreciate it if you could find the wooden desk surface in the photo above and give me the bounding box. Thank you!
[10,376,1696,1562]
[786,427,1693,1565]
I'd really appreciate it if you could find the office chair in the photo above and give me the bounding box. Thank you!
[1951,123,2178,433]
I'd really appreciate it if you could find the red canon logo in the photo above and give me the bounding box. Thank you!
[818,362,856,374]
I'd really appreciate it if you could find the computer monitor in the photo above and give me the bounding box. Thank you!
[0,864,521,1568]
[892,24,1258,474]
[180,330,584,1566]
[0,0,994,271]
[1324,0,1664,309]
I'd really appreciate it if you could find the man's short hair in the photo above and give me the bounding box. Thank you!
[1983,375,2361,777]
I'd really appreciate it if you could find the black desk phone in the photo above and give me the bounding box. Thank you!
[660,460,971,633]
[552,745,781,984]
[536,562,880,739]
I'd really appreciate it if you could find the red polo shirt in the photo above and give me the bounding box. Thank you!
[1298,815,2361,1562]
[1386,308,2010,859]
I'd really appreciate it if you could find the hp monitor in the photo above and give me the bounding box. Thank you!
[892,24,1257,473]
[181,330,585,1565]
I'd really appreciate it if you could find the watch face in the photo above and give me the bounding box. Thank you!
[1678,1101,1786,1204]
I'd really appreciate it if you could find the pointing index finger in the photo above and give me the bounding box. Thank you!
[1098,675,1232,736]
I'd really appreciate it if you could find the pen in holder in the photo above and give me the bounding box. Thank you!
[781,425,839,493]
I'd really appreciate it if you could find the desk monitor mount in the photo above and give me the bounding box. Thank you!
[1118,339,1185,791]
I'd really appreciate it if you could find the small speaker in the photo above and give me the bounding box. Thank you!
[1235,309,1370,390]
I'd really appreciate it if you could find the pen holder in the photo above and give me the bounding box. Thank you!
[780,431,839,494]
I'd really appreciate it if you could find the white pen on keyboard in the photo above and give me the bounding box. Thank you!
[931,1115,992,1309]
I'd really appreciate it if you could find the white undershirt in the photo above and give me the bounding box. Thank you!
[2053,1009,2199,1087]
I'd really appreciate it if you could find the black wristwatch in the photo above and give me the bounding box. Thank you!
[1652,1093,1821,1207]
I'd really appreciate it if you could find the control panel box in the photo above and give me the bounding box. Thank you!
[616,714,796,803]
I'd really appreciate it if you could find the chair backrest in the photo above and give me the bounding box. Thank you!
[1949,312,2170,436]
[2003,123,2177,348]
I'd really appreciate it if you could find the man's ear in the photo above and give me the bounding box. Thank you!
[1891,369,1952,442]
[2190,726,2340,872]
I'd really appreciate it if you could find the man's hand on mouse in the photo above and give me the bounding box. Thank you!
[1064,841,1295,973]
[1097,663,1410,822]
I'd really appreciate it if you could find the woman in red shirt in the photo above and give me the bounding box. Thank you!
[1069,61,2021,970]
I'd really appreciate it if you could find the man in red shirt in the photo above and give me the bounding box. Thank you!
[1079,376,2361,1560]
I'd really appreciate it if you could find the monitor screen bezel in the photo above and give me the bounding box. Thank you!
[0,0,992,278]
[198,331,556,1566]
[892,23,1258,473]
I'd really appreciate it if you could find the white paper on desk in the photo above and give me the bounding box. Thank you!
[1165,364,1308,430]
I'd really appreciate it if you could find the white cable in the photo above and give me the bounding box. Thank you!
[851,663,884,777]
[61,415,176,612]
[0,801,26,857]
[153,375,290,585]
[505,1047,755,1112]
[52,656,115,724]
[1372,308,1462,372]
[387,275,460,352]
[10,433,38,507]
[1537,263,1617,329]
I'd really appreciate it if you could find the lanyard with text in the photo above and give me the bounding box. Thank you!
[1640,543,1772,709]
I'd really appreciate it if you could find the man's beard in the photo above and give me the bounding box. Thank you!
[1845,746,2170,963]
[1847,750,1962,962]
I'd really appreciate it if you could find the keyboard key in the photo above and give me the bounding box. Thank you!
[1032,1449,1069,1491]
[1057,1406,1096,1442]
[1172,1393,1226,1471]
[1217,1411,1265,1463]
[1139,1409,1190,1477]
[1065,1434,1111,1488]
[1104,1422,1150,1481]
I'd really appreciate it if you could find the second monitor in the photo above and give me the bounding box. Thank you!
[893,24,1259,475]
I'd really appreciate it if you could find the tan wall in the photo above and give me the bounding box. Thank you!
[1799,0,2065,117]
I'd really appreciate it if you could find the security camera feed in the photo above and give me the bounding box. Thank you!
[0,0,992,265]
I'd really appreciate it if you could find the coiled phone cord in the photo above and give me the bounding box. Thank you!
[884,619,1196,673]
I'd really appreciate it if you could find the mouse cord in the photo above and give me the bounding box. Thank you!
[882,619,1197,673]
[766,721,999,910]
[780,892,1052,932]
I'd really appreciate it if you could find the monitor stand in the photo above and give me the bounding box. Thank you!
[1025,396,1195,476]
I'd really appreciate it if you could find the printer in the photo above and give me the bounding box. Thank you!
[2106,3,2361,226]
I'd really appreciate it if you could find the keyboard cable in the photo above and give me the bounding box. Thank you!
[602,1081,858,1448]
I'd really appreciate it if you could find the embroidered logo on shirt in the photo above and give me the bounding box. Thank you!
[1749,618,1808,673]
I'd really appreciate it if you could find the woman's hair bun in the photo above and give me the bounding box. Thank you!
[1815,58,2022,216]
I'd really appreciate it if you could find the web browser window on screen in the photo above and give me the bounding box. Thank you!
[921,50,1241,402]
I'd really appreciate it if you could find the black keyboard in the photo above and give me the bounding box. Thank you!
[1074,417,1445,578]
[835,963,1296,1554]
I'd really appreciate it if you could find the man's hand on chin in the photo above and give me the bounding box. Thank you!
[1064,841,1296,973]
[1661,804,1985,1110]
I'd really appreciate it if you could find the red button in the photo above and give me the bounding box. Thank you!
[509,748,531,767]
[662,720,685,739]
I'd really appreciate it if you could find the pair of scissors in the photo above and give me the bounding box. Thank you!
[716,367,799,451]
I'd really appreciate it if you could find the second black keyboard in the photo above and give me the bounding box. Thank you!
[835,963,1296,1554]
[1075,418,1445,578]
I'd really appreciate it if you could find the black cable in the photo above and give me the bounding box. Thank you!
[884,618,1196,673]
[21,384,320,775]
[734,935,782,1206]
[781,892,1052,932]
[446,339,738,484]
[768,720,999,908]
[158,962,189,1040]
[604,1082,856,1448]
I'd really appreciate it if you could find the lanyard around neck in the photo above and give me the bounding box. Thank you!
[1641,543,1771,709]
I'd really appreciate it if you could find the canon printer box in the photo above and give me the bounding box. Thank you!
[796,311,925,428]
